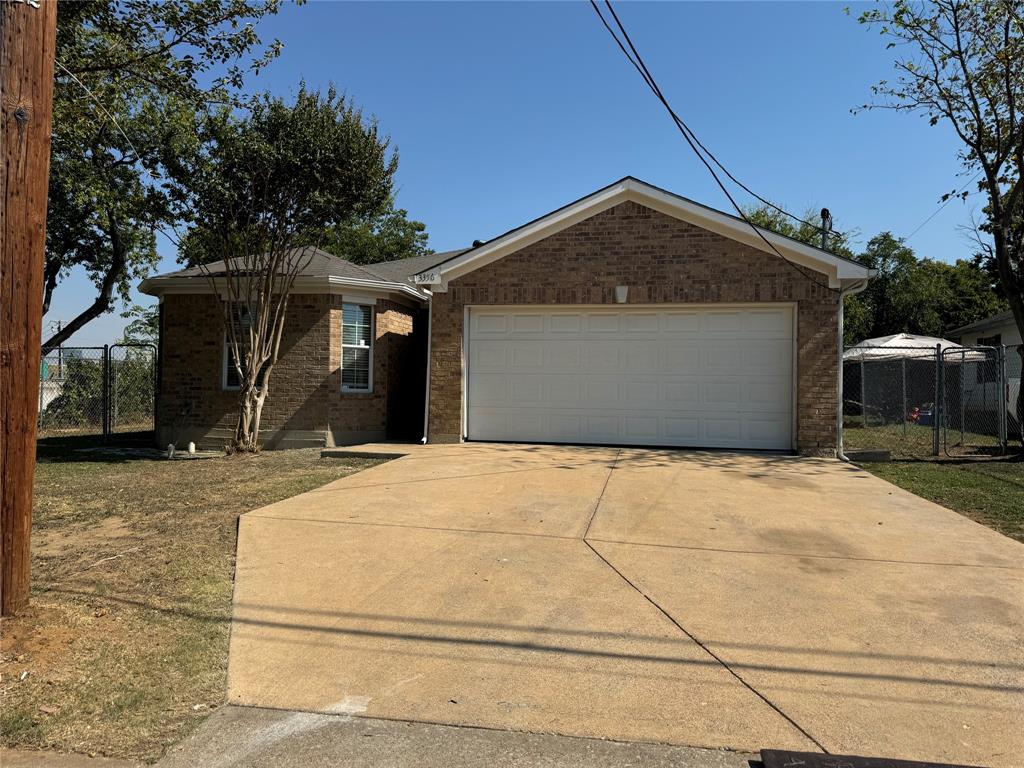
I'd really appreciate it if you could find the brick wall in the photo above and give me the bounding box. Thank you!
[327,297,421,444]
[159,293,420,449]
[428,201,840,454]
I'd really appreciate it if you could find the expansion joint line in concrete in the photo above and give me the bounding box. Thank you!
[580,449,828,754]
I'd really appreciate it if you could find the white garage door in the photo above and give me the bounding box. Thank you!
[466,305,794,450]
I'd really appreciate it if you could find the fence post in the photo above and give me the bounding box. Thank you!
[960,349,966,448]
[901,357,907,437]
[860,359,867,427]
[933,343,941,456]
[999,345,1007,452]
[102,344,110,441]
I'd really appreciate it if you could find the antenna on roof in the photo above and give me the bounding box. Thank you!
[820,208,832,251]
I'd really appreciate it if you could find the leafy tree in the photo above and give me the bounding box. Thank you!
[178,86,398,451]
[742,205,857,259]
[857,0,1023,424]
[43,0,284,352]
[321,202,431,265]
[741,205,873,342]
[120,304,160,345]
[744,205,1006,343]
[846,232,1005,341]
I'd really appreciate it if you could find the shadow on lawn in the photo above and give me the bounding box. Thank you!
[35,431,220,464]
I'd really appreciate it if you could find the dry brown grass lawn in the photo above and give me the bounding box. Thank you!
[0,442,380,763]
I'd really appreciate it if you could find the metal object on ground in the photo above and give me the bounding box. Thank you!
[761,749,984,768]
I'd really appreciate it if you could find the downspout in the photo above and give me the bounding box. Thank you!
[836,278,870,462]
[421,294,433,444]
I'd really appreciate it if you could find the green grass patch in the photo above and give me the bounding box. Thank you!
[860,456,1024,543]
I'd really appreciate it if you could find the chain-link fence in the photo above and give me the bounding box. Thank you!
[842,343,1019,459]
[38,344,156,439]
[1007,344,1023,447]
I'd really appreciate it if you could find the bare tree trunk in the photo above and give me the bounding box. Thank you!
[250,388,267,450]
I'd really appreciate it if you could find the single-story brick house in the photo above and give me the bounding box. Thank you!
[140,177,872,454]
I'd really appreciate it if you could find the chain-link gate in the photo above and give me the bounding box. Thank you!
[941,345,1003,456]
[842,346,942,458]
[37,343,157,439]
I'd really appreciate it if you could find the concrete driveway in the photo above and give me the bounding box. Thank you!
[227,444,1024,767]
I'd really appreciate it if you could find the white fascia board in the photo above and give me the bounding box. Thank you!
[413,181,630,287]
[140,274,429,304]
[414,178,873,290]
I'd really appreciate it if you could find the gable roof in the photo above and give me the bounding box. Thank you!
[414,177,873,291]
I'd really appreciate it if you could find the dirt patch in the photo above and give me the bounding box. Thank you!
[34,516,136,559]
[1,447,381,763]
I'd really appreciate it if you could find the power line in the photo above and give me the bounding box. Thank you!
[597,4,820,232]
[54,59,142,162]
[903,171,984,243]
[590,0,839,293]
[54,59,188,248]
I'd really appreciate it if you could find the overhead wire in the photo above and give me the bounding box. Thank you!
[590,0,840,293]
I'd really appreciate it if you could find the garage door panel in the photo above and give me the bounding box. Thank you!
[510,344,545,368]
[747,307,792,335]
[624,416,659,439]
[583,346,622,371]
[587,314,620,333]
[664,381,701,404]
[663,312,701,333]
[744,340,792,371]
[511,314,544,333]
[705,310,744,333]
[470,374,509,402]
[625,343,659,370]
[705,343,742,371]
[625,313,660,332]
[466,306,793,450]
[550,314,582,333]
[623,380,659,403]
[662,344,702,371]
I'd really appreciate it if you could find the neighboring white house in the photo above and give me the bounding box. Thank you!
[948,309,1022,348]
[948,310,1022,438]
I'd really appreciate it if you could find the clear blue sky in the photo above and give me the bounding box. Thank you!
[47,0,980,346]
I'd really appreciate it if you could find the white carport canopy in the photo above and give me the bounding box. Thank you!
[843,333,988,362]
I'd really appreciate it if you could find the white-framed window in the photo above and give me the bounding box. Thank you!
[341,302,373,392]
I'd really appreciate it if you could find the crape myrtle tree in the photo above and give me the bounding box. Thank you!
[857,0,1024,431]
[180,86,397,452]
[43,0,284,352]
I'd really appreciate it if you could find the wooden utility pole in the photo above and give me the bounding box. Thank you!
[1,0,58,616]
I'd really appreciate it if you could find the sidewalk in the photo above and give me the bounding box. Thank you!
[156,705,755,768]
